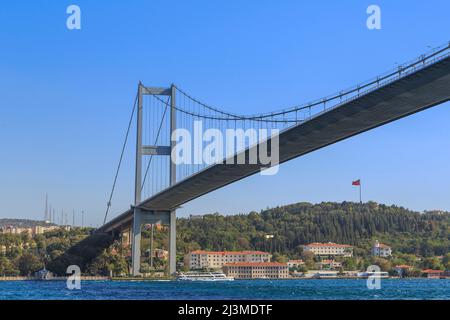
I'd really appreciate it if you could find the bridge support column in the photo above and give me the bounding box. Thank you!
[131,207,142,276]
[130,209,173,277]
[169,210,176,276]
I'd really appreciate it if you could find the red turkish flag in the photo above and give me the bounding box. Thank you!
[352,179,361,186]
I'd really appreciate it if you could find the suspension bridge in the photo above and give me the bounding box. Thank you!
[78,43,450,276]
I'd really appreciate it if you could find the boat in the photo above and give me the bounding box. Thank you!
[176,271,234,281]
[356,271,389,279]
[313,271,339,279]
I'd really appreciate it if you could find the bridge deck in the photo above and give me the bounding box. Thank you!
[98,55,450,233]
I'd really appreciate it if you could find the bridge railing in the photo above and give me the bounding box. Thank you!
[322,42,450,111]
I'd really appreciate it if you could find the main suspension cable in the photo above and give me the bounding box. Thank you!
[103,91,138,224]
[172,42,450,122]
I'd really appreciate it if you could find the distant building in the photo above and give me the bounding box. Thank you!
[0,225,59,236]
[0,226,30,235]
[287,260,304,269]
[223,262,289,279]
[372,240,392,258]
[394,265,413,277]
[423,269,444,279]
[316,259,342,270]
[35,268,54,280]
[303,242,353,257]
[184,250,271,270]
[33,225,59,235]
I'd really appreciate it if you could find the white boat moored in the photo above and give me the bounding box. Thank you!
[176,272,234,281]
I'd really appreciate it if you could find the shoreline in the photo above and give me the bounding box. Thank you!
[1,276,448,282]
[0,276,110,281]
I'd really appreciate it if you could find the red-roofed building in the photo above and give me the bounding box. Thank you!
[184,250,272,270]
[395,264,413,270]
[422,269,444,279]
[223,262,289,279]
[394,265,413,277]
[303,242,353,257]
[372,240,392,258]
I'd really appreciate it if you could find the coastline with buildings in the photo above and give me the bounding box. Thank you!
[180,241,450,280]
[1,202,450,282]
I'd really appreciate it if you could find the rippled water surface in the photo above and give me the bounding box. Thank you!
[0,279,449,300]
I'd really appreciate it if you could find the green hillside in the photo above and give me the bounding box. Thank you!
[176,201,450,258]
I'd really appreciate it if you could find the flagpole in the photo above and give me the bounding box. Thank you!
[359,183,362,204]
[359,182,362,217]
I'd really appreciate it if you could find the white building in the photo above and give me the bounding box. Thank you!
[316,259,342,270]
[184,250,271,270]
[303,242,353,257]
[371,240,392,258]
[287,260,305,269]
[223,262,289,279]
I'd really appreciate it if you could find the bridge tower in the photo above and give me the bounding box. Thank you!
[131,83,177,276]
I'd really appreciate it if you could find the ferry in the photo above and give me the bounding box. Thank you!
[176,272,234,281]
[357,271,389,279]
[304,271,338,279]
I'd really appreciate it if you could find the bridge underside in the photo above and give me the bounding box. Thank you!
[99,55,450,234]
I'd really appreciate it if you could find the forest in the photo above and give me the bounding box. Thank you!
[176,201,450,258]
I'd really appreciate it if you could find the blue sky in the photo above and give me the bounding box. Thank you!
[1,1,450,227]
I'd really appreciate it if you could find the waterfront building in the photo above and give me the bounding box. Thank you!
[184,250,271,270]
[290,271,305,278]
[35,268,54,280]
[302,242,353,257]
[223,262,289,279]
[372,240,392,257]
[394,265,413,277]
[423,269,444,279]
[287,260,304,269]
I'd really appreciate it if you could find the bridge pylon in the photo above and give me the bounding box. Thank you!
[131,83,177,277]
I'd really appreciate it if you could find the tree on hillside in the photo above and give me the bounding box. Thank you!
[176,202,450,258]
[300,251,315,269]
[15,253,43,276]
[420,257,444,270]
[371,257,392,272]
[0,256,19,276]
[443,253,450,269]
